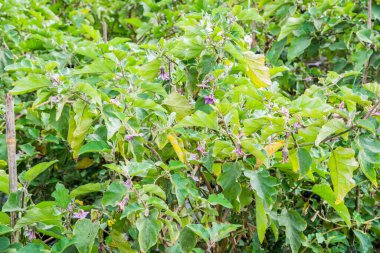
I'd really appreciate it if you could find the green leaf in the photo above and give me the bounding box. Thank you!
[241,140,267,164]
[109,230,136,253]
[353,229,373,253]
[315,119,346,145]
[136,209,163,252]
[2,191,23,212]
[287,36,312,61]
[356,29,373,44]
[328,147,358,204]
[10,74,51,95]
[171,36,205,60]
[186,224,209,242]
[244,168,278,208]
[52,183,71,209]
[0,224,12,235]
[312,184,351,226]
[162,92,193,120]
[179,227,197,253]
[208,193,233,208]
[74,59,116,74]
[23,160,58,183]
[67,101,96,159]
[255,193,268,243]
[236,8,264,22]
[78,141,110,156]
[176,110,218,130]
[279,209,307,253]
[217,162,242,209]
[70,183,103,198]
[209,222,240,242]
[138,59,161,81]
[102,182,127,206]
[142,184,166,200]
[363,82,380,96]
[73,219,100,253]
[0,170,21,194]
[356,135,380,187]
[278,17,304,41]
[15,205,62,230]
[290,148,312,177]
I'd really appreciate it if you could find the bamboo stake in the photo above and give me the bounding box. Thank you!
[5,93,19,243]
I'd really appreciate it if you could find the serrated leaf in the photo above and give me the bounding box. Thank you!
[328,147,358,204]
[209,222,240,242]
[279,209,307,253]
[312,184,351,226]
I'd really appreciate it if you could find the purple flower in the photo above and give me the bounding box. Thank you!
[280,107,289,117]
[124,179,133,190]
[305,76,313,82]
[73,209,89,220]
[110,98,121,107]
[234,146,244,156]
[125,133,143,141]
[116,195,129,212]
[50,96,60,103]
[160,67,170,81]
[196,145,207,155]
[25,229,36,241]
[339,101,345,109]
[204,94,216,104]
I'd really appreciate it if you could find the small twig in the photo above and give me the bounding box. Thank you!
[101,20,108,42]
[143,144,162,162]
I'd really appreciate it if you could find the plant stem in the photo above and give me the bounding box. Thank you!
[5,93,19,243]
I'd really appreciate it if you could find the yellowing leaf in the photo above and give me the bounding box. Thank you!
[256,141,284,167]
[75,157,95,170]
[243,52,271,88]
[168,134,186,163]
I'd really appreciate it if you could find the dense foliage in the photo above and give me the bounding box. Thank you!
[0,0,380,252]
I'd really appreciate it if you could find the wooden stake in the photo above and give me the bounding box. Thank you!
[5,93,19,243]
